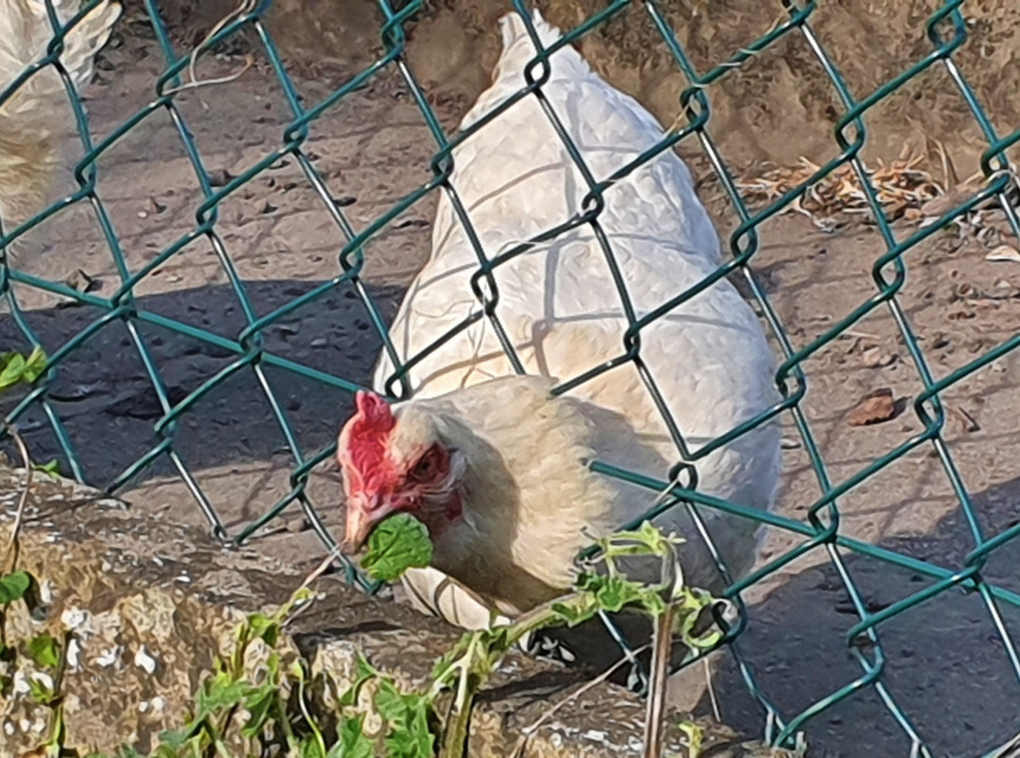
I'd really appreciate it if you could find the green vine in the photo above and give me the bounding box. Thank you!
[50,523,727,758]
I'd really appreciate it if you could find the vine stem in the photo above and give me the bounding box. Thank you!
[643,601,675,758]
[644,530,682,758]
[434,593,589,758]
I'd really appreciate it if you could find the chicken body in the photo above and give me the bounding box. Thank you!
[0,0,121,237]
[360,10,781,628]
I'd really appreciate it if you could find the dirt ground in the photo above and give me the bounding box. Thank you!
[2,5,1020,757]
[130,0,1020,179]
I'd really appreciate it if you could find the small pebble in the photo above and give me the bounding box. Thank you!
[96,647,119,668]
[208,168,234,187]
[134,646,157,675]
[862,347,897,368]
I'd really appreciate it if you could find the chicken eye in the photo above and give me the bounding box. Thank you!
[411,455,434,480]
[410,448,443,481]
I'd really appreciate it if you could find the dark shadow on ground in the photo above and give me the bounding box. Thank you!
[704,475,1020,758]
[0,279,403,487]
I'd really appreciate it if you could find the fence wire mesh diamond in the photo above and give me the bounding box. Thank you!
[1,0,1019,755]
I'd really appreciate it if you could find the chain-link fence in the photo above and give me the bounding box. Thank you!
[2,0,1019,755]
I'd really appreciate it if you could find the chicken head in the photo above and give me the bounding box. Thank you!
[336,391,464,552]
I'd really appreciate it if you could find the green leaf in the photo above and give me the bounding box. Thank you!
[28,674,56,704]
[241,681,276,738]
[330,715,373,758]
[298,734,327,758]
[27,634,61,668]
[549,601,582,624]
[245,612,279,647]
[0,571,31,604]
[34,459,61,480]
[430,635,473,680]
[194,671,251,720]
[158,727,191,750]
[386,696,434,758]
[674,588,722,650]
[374,682,434,758]
[288,656,305,684]
[0,352,26,390]
[22,346,48,384]
[338,652,377,707]
[593,575,641,613]
[550,595,598,627]
[575,572,649,614]
[373,678,408,723]
[360,513,433,583]
[678,719,704,758]
[574,570,671,618]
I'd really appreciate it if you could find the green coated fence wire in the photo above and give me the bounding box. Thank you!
[1,0,1019,754]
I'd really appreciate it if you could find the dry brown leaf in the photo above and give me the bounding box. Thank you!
[986,244,1020,263]
[847,387,897,426]
[739,150,943,226]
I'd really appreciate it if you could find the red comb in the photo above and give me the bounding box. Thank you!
[355,390,395,428]
[347,391,397,485]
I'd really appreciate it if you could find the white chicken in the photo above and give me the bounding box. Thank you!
[0,0,121,238]
[337,9,780,637]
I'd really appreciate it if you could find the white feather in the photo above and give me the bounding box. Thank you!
[0,0,121,232]
[374,9,781,629]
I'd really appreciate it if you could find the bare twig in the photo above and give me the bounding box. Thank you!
[162,0,257,96]
[282,547,345,628]
[737,151,947,227]
[704,657,721,723]
[935,138,959,189]
[3,423,33,573]
[298,547,344,592]
[163,55,255,96]
[949,405,981,433]
[840,329,882,341]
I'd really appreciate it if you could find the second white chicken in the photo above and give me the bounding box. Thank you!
[343,9,781,630]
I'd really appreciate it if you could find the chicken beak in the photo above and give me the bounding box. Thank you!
[340,494,394,554]
[340,507,374,554]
